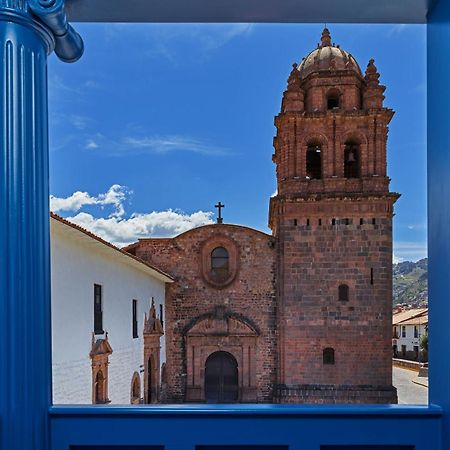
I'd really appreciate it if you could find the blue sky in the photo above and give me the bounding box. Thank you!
[48,23,427,262]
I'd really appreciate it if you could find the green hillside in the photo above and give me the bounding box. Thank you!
[393,258,428,306]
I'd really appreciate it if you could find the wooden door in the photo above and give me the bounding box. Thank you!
[205,351,238,403]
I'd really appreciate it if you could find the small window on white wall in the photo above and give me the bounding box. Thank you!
[94,284,103,335]
[132,299,138,339]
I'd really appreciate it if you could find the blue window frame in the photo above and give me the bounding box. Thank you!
[1,1,449,449]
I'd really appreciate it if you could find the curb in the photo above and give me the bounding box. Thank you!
[412,378,429,389]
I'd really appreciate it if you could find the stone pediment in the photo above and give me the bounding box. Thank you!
[89,338,113,357]
[186,309,259,337]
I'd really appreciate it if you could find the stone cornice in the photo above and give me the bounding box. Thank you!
[271,191,400,203]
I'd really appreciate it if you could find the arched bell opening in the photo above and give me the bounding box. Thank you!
[344,140,360,178]
[326,88,341,110]
[306,140,323,180]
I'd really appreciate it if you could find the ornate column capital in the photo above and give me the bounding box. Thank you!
[0,0,83,62]
[0,0,55,52]
[28,0,83,62]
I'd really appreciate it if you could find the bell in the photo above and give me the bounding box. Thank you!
[347,150,356,163]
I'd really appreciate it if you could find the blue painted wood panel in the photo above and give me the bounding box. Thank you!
[72,447,164,450]
[428,0,450,449]
[321,446,414,450]
[195,445,289,450]
[196,447,288,450]
[49,406,441,450]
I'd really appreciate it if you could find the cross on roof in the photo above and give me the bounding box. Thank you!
[215,202,225,224]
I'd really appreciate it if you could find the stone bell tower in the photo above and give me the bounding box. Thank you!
[269,28,399,404]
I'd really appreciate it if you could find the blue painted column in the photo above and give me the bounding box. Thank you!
[0,2,82,449]
[428,1,450,450]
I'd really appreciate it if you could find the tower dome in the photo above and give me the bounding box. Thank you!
[297,28,362,79]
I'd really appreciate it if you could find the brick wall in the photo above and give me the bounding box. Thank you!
[271,199,396,402]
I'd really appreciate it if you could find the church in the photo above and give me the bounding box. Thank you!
[125,28,399,404]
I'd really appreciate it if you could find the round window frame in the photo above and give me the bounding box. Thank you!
[201,235,239,288]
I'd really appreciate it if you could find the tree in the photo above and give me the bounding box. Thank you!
[420,332,428,353]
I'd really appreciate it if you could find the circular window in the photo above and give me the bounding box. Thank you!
[201,237,238,288]
[211,247,229,281]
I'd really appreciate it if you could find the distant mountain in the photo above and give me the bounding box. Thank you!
[393,258,428,306]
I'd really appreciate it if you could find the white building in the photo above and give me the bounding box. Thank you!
[51,213,173,404]
[392,308,428,361]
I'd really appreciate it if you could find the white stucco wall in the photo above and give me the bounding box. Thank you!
[393,323,427,353]
[51,220,167,404]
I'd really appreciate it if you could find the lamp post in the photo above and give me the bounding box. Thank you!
[418,316,421,364]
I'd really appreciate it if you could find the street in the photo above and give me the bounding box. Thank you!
[393,366,428,404]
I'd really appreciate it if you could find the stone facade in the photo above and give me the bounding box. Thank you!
[127,225,277,403]
[126,28,398,404]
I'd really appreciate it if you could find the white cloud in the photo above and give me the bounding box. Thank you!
[70,115,90,130]
[387,24,407,37]
[84,80,102,89]
[406,222,427,230]
[123,135,227,156]
[103,24,254,65]
[83,133,228,156]
[50,184,130,218]
[50,185,214,247]
[393,254,404,264]
[393,241,427,262]
[67,210,214,247]
[193,24,254,51]
[49,74,80,95]
[49,74,102,96]
[85,139,99,149]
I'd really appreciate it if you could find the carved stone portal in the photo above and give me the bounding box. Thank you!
[184,307,259,402]
[143,299,164,403]
[90,333,113,404]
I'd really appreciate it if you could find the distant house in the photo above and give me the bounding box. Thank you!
[51,213,173,404]
[392,308,428,361]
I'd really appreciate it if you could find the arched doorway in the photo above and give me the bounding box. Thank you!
[204,351,238,403]
[131,372,141,404]
[94,370,105,404]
